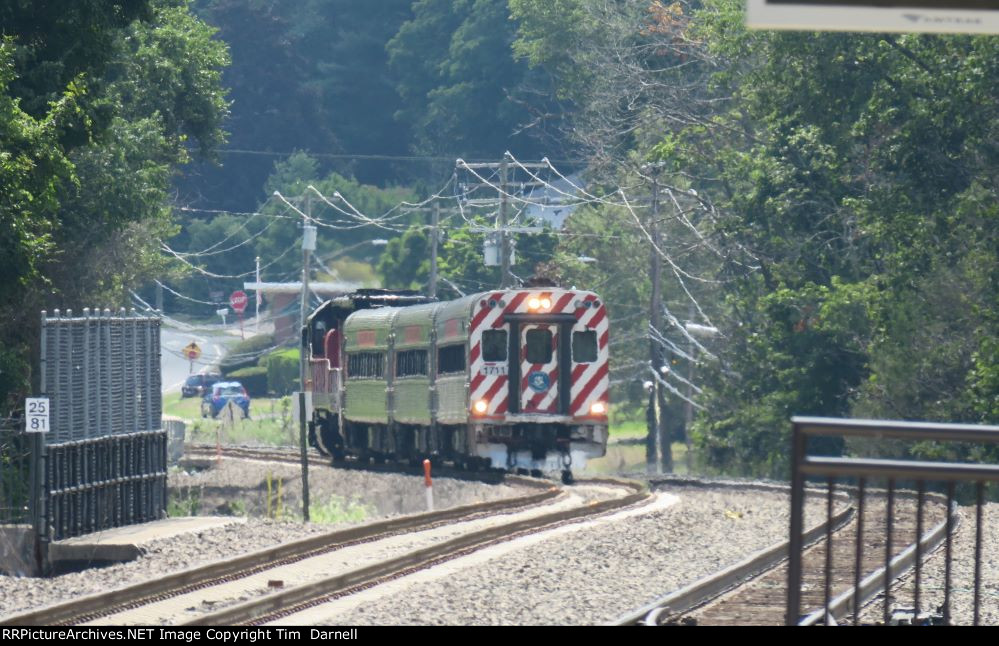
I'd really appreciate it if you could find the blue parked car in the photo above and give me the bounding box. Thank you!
[201,381,251,419]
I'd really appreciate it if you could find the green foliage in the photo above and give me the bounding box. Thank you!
[227,366,267,398]
[260,348,299,396]
[387,0,545,158]
[0,2,229,409]
[219,334,277,375]
[167,486,203,517]
[308,495,372,525]
[645,2,999,474]
[377,226,431,290]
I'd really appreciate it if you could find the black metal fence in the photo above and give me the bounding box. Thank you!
[46,432,167,540]
[0,417,31,524]
[34,309,167,544]
[787,417,999,626]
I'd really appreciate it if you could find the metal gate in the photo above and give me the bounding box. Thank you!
[787,417,999,626]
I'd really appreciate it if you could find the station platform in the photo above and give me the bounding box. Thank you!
[48,516,245,569]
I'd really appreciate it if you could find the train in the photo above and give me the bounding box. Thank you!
[301,285,609,482]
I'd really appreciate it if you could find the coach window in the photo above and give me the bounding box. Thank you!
[572,330,598,363]
[525,329,553,364]
[396,349,428,377]
[438,344,466,375]
[347,352,384,379]
[482,330,507,362]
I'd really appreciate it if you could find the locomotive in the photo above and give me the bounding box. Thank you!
[302,286,609,482]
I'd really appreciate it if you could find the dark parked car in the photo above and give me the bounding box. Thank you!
[181,372,222,398]
[201,381,251,419]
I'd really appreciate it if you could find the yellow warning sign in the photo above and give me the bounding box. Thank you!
[183,342,202,361]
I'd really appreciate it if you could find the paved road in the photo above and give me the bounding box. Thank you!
[160,326,231,393]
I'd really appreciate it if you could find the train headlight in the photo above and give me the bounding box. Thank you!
[528,297,541,310]
[473,399,489,414]
[540,297,552,309]
[589,401,606,415]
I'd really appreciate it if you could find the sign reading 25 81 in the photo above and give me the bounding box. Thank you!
[25,397,50,433]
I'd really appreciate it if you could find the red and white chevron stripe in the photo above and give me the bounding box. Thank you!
[468,289,609,421]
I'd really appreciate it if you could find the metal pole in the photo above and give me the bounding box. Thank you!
[499,156,511,288]
[685,302,694,473]
[255,256,261,335]
[647,173,670,473]
[298,195,313,523]
[429,200,439,299]
[787,422,806,625]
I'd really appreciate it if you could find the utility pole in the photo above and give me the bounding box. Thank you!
[455,154,547,289]
[255,256,261,335]
[499,156,511,288]
[644,165,671,474]
[429,200,439,299]
[298,193,315,523]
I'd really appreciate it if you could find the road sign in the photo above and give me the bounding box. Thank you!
[746,0,999,34]
[183,342,202,361]
[229,290,248,314]
[25,398,49,433]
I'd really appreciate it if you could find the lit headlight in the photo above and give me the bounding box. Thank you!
[589,401,606,415]
[528,297,541,309]
[540,298,552,309]
[473,399,489,414]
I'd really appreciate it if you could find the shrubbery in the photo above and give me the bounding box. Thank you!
[220,334,277,375]
[260,348,299,395]
[227,366,268,398]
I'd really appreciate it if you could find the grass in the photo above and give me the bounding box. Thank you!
[164,391,298,447]
[308,495,372,525]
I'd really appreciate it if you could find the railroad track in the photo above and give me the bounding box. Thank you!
[614,487,955,626]
[183,443,515,484]
[2,473,648,626]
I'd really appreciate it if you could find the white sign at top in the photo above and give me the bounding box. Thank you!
[746,0,999,34]
[25,397,49,433]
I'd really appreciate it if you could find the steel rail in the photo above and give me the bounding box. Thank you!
[609,484,854,626]
[0,476,558,626]
[182,477,650,626]
[612,488,952,626]
[799,497,960,626]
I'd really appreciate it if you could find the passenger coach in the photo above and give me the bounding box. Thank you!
[303,286,609,482]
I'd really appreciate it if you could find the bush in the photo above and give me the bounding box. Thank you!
[227,366,268,398]
[261,348,300,395]
[220,334,277,375]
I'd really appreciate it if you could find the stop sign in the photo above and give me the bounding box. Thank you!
[229,290,248,314]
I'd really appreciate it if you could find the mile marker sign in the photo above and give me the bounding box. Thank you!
[229,290,248,314]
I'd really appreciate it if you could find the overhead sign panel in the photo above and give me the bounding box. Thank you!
[746,1,999,34]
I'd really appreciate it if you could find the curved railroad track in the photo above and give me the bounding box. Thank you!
[2,461,648,626]
[614,486,956,626]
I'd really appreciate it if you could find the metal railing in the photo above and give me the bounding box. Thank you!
[310,358,332,393]
[787,417,999,626]
[0,417,31,524]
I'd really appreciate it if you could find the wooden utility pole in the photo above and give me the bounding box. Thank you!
[430,200,439,298]
[455,154,547,289]
[297,193,314,522]
[499,157,512,288]
[645,167,672,474]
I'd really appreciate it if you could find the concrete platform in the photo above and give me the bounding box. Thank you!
[49,516,246,568]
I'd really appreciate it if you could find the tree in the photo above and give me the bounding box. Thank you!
[0,0,230,408]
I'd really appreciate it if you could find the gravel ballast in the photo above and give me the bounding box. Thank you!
[292,486,823,625]
[3,458,994,625]
[0,461,521,618]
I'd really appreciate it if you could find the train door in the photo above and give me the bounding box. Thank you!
[519,324,560,414]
